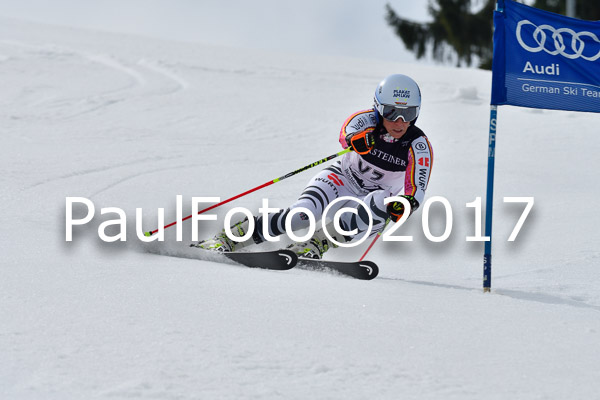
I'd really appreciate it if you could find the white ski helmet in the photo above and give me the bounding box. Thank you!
[374,74,421,123]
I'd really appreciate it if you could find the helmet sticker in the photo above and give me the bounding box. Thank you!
[393,88,410,105]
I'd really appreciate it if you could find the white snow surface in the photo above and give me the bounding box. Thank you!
[1,18,600,400]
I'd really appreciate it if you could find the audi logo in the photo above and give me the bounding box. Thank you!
[516,19,600,61]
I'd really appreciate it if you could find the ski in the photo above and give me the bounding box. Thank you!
[223,249,297,270]
[296,258,379,280]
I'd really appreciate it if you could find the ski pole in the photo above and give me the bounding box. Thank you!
[359,195,415,260]
[359,232,381,261]
[145,148,352,236]
[359,220,388,261]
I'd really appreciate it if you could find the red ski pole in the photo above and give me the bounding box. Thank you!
[358,195,415,260]
[144,148,352,236]
[359,231,382,261]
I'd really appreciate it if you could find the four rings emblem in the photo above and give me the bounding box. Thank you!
[516,19,600,61]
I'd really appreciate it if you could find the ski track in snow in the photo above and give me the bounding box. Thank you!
[1,39,189,121]
[382,277,600,312]
[3,38,197,200]
[137,58,190,93]
[84,52,147,87]
[87,161,210,200]
[1,41,136,113]
[23,156,178,191]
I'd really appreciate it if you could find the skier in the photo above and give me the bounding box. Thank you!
[196,74,433,259]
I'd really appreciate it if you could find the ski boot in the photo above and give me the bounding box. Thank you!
[195,217,255,252]
[287,223,348,259]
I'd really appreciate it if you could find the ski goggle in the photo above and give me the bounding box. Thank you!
[376,104,419,122]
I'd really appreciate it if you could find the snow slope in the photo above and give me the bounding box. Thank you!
[1,17,599,400]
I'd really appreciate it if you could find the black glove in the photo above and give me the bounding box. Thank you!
[345,127,375,155]
[387,195,420,222]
